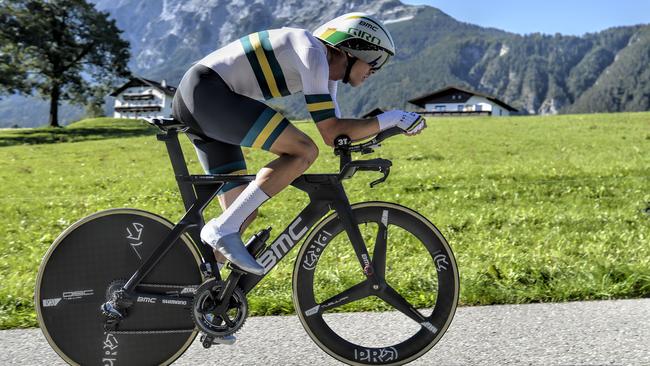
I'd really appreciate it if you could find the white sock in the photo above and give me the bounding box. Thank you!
[201,181,269,246]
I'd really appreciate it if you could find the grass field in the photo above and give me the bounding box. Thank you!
[0,114,648,329]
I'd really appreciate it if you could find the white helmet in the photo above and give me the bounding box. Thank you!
[313,12,395,71]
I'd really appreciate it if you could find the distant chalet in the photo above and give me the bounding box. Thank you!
[409,86,517,117]
[110,77,177,119]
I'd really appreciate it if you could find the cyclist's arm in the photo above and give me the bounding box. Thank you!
[315,116,379,147]
[296,46,379,145]
[328,80,342,118]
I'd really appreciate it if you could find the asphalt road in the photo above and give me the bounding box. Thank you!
[1,298,648,365]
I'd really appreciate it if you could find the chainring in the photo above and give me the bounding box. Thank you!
[191,278,248,337]
[105,279,128,302]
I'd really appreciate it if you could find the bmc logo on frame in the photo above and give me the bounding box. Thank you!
[137,296,157,304]
[258,217,308,272]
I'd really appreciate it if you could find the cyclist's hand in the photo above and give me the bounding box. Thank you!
[377,110,426,135]
[405,117,426,136]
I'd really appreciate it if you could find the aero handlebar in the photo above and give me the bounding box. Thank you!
[334,126,404,187]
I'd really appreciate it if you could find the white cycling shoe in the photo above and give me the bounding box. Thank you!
[201,226,265,275]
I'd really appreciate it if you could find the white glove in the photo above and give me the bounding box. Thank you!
[377,110,425,134]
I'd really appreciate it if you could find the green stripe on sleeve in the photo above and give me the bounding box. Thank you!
[259,31,290,97]
[310,109,336,122]
[240,35,273,100]
[305,94,333,104]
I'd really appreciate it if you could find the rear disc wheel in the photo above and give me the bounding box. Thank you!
[35,208,204,366]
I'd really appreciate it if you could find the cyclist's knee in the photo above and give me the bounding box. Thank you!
[287,138,318,172]
[271,125,317,157]
[273,132,318,166]
[299,138,319,165]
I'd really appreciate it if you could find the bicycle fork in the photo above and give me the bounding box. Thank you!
[329,186,384,288]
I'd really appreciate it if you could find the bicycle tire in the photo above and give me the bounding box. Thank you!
[35,208,204,366]
[293,201,459,366]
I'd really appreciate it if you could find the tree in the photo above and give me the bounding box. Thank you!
[0,0,130,127]
[0,49,30,95]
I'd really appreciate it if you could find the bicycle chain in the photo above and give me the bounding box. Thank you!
[138,283,199,291]
[107,328,196,335]
[104,282,200,335]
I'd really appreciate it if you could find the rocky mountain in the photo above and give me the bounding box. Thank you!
[92,0,418,78]
[364,15,650,115]
[2,0,648,127]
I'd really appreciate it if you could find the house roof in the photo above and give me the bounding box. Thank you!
[109,77,177,97]
[408,85,518,112]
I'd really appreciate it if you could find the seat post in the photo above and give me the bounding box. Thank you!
[156,129,196,212]
[146,119,219,270]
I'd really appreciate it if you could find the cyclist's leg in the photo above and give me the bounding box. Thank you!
[185,131,258,231]
[196,116,317,274]
[198,114,318,240]
[217,186,256,232]
[209,124,318,226]
[174,62,319,187]
[176,64,318,199]
[183,131,257,265]
[252,123,319,196]
[173,64,309,273]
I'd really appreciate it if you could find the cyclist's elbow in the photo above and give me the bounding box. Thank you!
[322,135,336,147]
[316,117,340,147]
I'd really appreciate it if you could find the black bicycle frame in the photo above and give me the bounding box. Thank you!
[122,128,377,296]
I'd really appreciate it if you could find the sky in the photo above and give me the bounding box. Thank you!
[402,0,650,36]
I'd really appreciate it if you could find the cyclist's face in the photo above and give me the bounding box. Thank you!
[348,59,374,87]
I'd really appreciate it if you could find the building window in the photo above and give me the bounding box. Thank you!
[435,105,446,112]
[457,105,463,111]
[476,104,482,112]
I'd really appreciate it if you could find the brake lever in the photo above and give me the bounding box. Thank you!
[370,166,390,188]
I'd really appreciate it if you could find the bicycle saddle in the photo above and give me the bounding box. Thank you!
[146,117,187,131]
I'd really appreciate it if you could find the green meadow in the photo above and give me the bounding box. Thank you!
[0,113,648,329]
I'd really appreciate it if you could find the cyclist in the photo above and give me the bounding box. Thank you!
[172,12,426,275]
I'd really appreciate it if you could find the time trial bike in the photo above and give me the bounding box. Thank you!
[35,117,459,365]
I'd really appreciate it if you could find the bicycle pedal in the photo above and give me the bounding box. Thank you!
[200,334,236,348]
[226,262,249,275]
[212,334,236,346]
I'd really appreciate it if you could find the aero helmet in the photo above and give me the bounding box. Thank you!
[313,12,395,71]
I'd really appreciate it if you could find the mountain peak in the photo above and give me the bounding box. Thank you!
[91,0,421,70]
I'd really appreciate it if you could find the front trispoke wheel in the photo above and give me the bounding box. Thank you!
[295,202,459,365]
[378,284,426,324]
[318,280,370,313]
[373,222,388,278]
